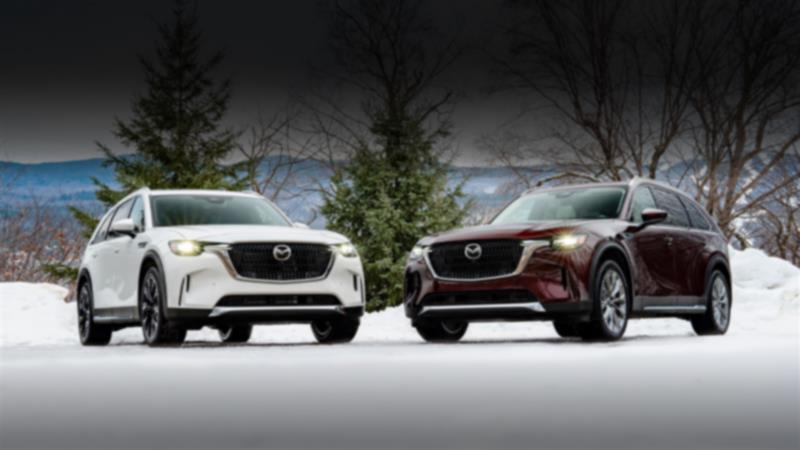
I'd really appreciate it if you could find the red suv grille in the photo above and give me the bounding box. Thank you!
[427,240,523,280]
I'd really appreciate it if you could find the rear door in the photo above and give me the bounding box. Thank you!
[680,196,716,298]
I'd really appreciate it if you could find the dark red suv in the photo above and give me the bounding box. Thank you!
[404,179,732,342]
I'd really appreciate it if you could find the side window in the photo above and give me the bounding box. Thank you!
[629,187,658,223]
[90,213,113,245]
[652,189,690,227]
[681,197,711,231]
[129,196,145,232]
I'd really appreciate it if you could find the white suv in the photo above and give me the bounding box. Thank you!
[76,189,365,346]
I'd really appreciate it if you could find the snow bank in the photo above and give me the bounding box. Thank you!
[0,282,74,346]
[1,248,797,347]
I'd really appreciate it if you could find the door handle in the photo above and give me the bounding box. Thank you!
[664,236,673,246]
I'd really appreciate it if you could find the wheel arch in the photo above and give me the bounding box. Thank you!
[704,252,732,303]
[138,250,165,289]
[590,240,634,301]
[77,268,92,296]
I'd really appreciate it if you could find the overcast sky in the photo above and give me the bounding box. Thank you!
[0,0,522,165]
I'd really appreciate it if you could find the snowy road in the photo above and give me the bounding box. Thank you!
[2,320,798,450]
[2,248,799,449]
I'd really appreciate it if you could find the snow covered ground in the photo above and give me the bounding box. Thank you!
[1,248,798,449]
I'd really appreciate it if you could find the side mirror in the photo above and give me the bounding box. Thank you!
[110,218,136,237]
[639,208,668,228]
[293,222,310,229]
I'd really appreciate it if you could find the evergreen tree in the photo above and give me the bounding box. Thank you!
[45,0,242,281]
[320,1,471,311]
[94,0,243,209]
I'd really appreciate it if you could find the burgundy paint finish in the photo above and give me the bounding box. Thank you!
[404,179,729,322]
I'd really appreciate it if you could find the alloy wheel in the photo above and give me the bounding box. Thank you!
[141,272,161,342]
[312,321,333,338]
[599,268,627,335]
[78,285,92,340]
[711,276,729,329]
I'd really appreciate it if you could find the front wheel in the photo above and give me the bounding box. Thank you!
[139,266,186,346]
[77,280,112,346]
[692,271,731,335]
[581,260,630,342]
[414,319,468,342]
[311,318,360,343]
[218,325,252,343]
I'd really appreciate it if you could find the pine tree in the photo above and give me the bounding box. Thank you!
[45,0,242,281]
[320,1,471,311]
[94,0,243,208]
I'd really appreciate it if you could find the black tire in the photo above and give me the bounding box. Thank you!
[414,319,468,342]
[311,318,360,343]
[580,260,630,342]
[692,270,731,335]
[139,265,186,346]
[553,321,580,338]
[218,325,252,343]
[77,279,112,346]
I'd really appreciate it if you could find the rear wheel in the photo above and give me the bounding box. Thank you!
[139,266,186,346]
[692,270,731,335]
[581,260,630,342]
[218,325,252,343]
[414,319,468,342]
[553,321,580,338]
[77,280,112,346]
[311,318,360,343]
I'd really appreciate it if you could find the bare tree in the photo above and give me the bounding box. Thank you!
[239,108,319,203]
[752,183,800,265]
[685,0,800,240]
[493,0,706,185]
[0,195,84,288]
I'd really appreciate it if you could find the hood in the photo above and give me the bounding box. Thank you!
[164,225,350,245]
[419,221,606,245]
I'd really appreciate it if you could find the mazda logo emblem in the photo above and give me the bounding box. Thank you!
[464,243,482,261]
[273,244,292,262]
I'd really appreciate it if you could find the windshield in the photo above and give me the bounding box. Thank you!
[151,195,291,227]
[492,187,626,224]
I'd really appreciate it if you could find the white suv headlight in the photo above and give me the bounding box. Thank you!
[168,240,204,256]
[334,242,358,258]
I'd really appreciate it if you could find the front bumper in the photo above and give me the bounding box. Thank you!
[167,304,364,326]
[403,246,593,322]
[159,246,365,323]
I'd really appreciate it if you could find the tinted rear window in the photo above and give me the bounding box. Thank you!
[651,189,690,227]
[682,197,711,230]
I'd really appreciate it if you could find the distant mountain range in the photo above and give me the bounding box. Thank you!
[0,157,538,226]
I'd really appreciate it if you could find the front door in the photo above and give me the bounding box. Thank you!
[627,186,677,298]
